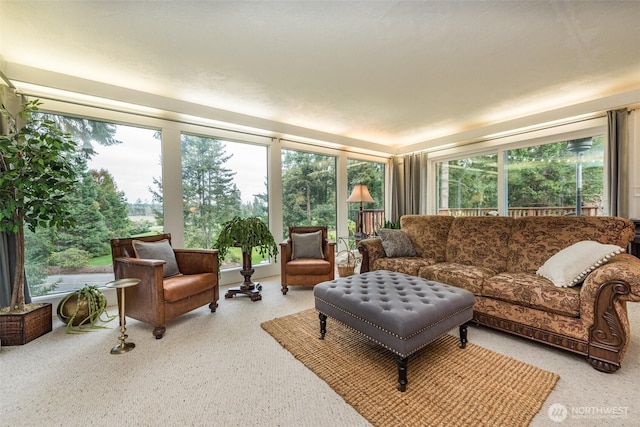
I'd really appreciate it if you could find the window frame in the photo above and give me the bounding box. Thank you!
[427,117,608,216]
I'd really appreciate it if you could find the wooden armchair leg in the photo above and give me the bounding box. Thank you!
[209,302,218,312]
[153,326,166,339]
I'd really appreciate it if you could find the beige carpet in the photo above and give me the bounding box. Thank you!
[262,308,559,427]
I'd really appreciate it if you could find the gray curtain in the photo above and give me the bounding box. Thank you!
[390,152,428,221]
[1,84,30,307]
[607,109,629,217]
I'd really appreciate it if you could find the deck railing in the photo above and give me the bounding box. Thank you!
[353,209,385,236]
[437,206,599,217]
[355,206,599,237]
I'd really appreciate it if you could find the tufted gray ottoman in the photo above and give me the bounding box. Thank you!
[314,270,475,391]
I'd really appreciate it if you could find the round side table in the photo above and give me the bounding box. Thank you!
[105,278,140,354]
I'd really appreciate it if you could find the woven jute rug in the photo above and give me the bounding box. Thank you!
[262,308,559,427]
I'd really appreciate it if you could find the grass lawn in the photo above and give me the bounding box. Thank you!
[89,246,274,268]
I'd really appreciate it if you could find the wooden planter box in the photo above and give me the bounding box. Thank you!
[0,303,53,346]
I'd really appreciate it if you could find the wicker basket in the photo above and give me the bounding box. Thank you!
[337,250,358,277]
[0,303,52,346]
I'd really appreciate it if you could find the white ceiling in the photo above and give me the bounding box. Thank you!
[1,1,639,153]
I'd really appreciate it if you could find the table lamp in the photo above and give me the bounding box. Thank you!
[347,184,374,239]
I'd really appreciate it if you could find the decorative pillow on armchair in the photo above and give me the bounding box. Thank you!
[292,231,324,260]
[536,240,624,287]
[132,239,181,278]
[377,228,417,257]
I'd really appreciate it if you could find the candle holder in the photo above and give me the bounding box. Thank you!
[105,278,140,354]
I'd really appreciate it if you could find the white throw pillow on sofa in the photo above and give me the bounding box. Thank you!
[536,240,625,288]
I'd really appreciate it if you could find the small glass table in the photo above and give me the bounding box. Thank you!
[105,278,140,354]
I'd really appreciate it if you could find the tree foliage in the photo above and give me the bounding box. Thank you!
[181,135,242,248]
[0,100,84,311]
[281,149,336,235]
[438,137,604,213]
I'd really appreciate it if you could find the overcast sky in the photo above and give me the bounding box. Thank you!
[88,124,267,204]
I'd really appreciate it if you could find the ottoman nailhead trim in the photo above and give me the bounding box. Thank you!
[315,296,473,340]
[317,309,457,358]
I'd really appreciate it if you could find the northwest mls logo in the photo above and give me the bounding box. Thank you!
[548,403,568,422]
[548,403,629,422]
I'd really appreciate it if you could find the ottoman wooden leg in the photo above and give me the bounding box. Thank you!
[396,355,408,392]
[318,312,327,339]
[459,323,468,349]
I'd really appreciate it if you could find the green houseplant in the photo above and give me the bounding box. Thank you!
[213,216,278,301]
[0,99,83,344]
[57,284,116,333]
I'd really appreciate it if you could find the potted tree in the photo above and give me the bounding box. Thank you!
[213,216,278,301]
[0,99,84,345]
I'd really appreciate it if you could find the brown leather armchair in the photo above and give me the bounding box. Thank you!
[110,233,219,339]
[280,226,335,295]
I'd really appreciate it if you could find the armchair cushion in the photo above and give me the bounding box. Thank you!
[292,230,324,259]
[132,238,181,278]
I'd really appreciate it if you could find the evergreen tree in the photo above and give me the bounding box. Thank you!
[181,135,242,248]
[281,150,336,231]
[54,171,111,257]
[92,168,131,238]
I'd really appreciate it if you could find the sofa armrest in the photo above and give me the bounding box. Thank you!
[581,253,640,310]
[357,237,385,273]
[174,248,219,275]
[578,253,640,371]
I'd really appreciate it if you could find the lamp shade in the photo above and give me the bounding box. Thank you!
[346,184,374,204]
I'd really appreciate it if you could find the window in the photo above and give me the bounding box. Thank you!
[434,134,606,217]
[281,149,336,239]
[505,136,605,216]
[436,154,498,216]
[181,134,268,269]
[347,158,385,234]
[28,118,162,298]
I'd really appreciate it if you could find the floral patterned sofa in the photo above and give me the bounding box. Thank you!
[358,215,640,372]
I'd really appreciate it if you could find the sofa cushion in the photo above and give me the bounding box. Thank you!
[536,241,625,287]
[373,257,435,277]
[445,216,513,272]
[507,216,634,273]
[132,238,181,278]
[418,262,497,295]
[377,228,417,257]
[483,272,580,317]
[400,215,454,262]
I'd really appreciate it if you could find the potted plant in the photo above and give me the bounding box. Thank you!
[213,216,278,301]
[57,284,116,333]
[0,99,84,345]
